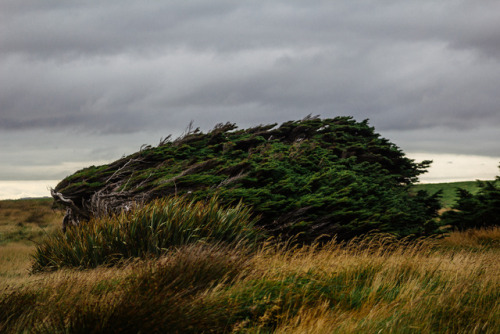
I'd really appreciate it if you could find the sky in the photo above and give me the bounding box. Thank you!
[1,0,499,199]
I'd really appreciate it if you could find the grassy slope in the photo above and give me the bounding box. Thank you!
[1,199,499,333]
[412,180,486,208]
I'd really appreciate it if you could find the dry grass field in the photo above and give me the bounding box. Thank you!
[1,198,499,333]
[0,198,61,285]
[0,198,61,245]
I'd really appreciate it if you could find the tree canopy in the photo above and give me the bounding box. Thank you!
[441,167,500,231]
[52,116,442,241]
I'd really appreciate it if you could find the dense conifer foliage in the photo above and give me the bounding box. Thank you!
[52,116,442,241]
[441,168,500,231]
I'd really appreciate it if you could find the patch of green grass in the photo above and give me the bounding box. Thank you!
[413,181,486,208]
[0,227,46,245]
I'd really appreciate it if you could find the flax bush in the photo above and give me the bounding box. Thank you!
[32,196,262,272]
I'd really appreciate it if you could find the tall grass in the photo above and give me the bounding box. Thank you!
[439,226,500,249]
[1,234,498,333]
[0,243,33,283]
[2,196,499,333]
[2,243,251,333]
[254,236,499,333]
[32,196,262,272]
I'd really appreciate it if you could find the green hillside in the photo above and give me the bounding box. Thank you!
[412,181,487,208]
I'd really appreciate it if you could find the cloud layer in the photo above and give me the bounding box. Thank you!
[1,1,499,183]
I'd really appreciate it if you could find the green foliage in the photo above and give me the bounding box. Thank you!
[32,196,262,271]
[412,181,483,208]
[441,169,500,231]
[54,116,442,241]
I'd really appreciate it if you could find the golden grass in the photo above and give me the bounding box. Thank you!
[0,243,34,287]
[1,198,499,333]
[440,226,500,248]
[0,198,61,245]
[264,238,499,333]
[0,235,498,333]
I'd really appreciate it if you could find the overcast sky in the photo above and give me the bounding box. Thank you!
[1,0,499,198]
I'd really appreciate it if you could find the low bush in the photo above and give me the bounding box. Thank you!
[441,170,500,231]
[31,196,262,272]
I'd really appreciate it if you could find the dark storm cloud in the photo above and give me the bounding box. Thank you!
[3,1,500,59]
[1,0,500,161]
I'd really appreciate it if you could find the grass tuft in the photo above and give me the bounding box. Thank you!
[31,196,263,272]
[439,226,500,249]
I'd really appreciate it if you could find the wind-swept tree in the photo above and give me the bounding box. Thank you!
[52,116,442,241]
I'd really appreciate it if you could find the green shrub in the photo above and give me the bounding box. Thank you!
[53,117,443,241]
[442,168,500,231]
[32,196,262,271]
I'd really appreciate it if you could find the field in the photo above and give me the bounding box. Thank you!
[0,199,61,283]
[412,181,485,208]
[1,198,499,333]
[0,198,61,246]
